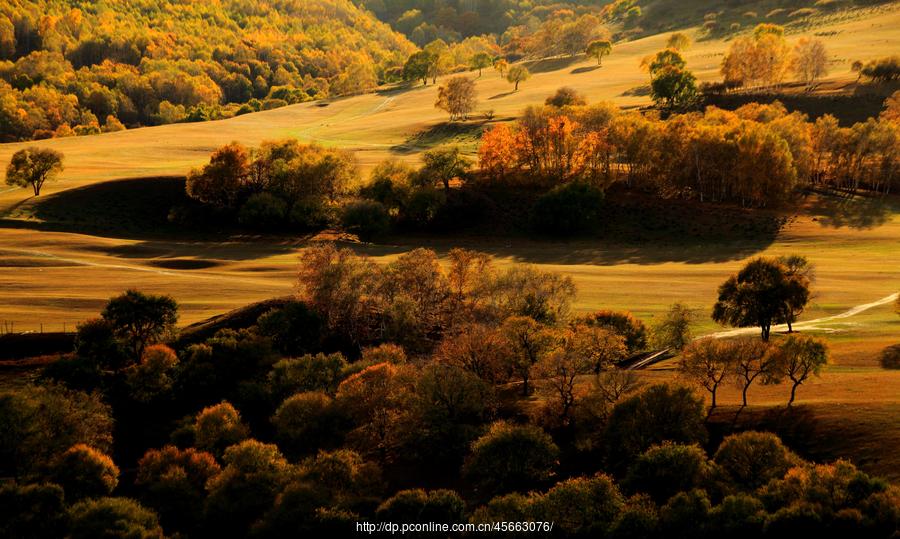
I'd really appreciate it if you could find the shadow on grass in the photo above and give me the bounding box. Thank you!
[807,191,898,229]
[621,84,651,97]
[390,121,487,154]
[488,91,517,100]
[523,55,583,74]
[571,65,600,74]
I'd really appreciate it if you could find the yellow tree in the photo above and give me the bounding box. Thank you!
[793,37,828,87]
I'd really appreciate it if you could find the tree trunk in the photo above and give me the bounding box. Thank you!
[522,374,529,396]
[741,383,750,407]
[515,81,519,91]
[788,382,799,407]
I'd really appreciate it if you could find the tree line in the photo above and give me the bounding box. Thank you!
[0,0,415,141]
[2,248,898,537]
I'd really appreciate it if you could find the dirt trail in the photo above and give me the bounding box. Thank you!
[708,292,899,339]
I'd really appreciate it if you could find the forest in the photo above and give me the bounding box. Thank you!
[3,248,899,538]
[0,0,415,141]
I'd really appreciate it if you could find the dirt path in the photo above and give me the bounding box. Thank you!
[708,292,899,339]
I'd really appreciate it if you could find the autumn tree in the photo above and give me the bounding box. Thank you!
[493,58,509,77]
[463,421,559,497]
[507,65,531,91]
[712,257,808,341]
[794,37,828,87]
[713,431,799,491]
[49,444,119,502]
[678,338,734,410]
[435,76,478,121]
[586,40,612,66]
[545,87,587,108]
[470,52,493,76]
[500,316,553,395]
[5,147,64,196]
[193,401,250,457]
[185,142,250,209]
[772,335,828,407]
[651,65,698,110]
[721,24,791,89]
[67,497,163,539]
[666,33,692,51]
[335,362,410,461]
[582,310,648,354]
[728,337,778,409]
[101,289,178,360]
[779,255,814,332]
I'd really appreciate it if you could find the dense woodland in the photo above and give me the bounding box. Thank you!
[0,0,415,141]
[2,247,899,537]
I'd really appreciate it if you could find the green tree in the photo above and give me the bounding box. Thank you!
[193,401,250,457]
[536,474,624,536]
[506,65,531,91]
[463,421,559,497]
[713,431,799,491]
[101,289,178,360]
[341,200,391,241]
[666,33,692,51]
[586,40,613,65]
[712,257,807,341]
[403,50,437,85]
[272,391,347,459]
[0,482,67,539]
[268,353,348,401]
[376,489,466,524]
[650,65,698,110]
[419,146,472,192]
[652,302,697,351]
[50,444,119,501]
[5,147,64,196]
[582,310,649,354]
[470,52,493,76]
[624,443,712,504]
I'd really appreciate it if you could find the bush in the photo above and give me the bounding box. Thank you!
[463,421,559,497]
[0,482,67,539]
[531,182,604,235]
[376,489,466,524]
[268,353,348,401]
[545,87,587,108]
[603,384,707,472]
[624,443,712,504]
[50,444,119,501]
[341,200,391,241]
[289,200,333,230]
[67,497,163,539]
[535,474,624,535]
[713,431,799,491]
[272,392,347,458]
[880,344,900,369]
[238,192,287,229]
[193,401,250,457]
[402,187,446,228]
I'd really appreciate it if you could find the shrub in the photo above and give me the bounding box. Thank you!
[289,199,333,230]
[463,421,559,497]
[67,497,163,539]
[535,474,624,535]
[880,344,900,369]
[341,200,391,241]
[238,192,287,229]
[272,392,347,458]
[193,401,250,457]
[376,489,466,523]
[624,443,712,504]
[546,87,587,108]
[713,431,799,491]
[531,182,604,235]
[50,444,119,501]
[268,353,348,401]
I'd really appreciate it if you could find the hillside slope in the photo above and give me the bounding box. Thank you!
[0,0,415,141]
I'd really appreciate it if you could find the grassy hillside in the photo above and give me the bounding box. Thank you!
[0,0,415,141]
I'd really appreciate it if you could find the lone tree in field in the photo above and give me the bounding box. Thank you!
[793,37,828,87]
[773,335,828,407]
[586,40,612,65]
[712,257,809,341]
[678,338,733,410]
[470,52,493,76]
[5,147,64,196]
[652,302,697,351]
[666,33,692,51]
[435,76,478,121]
[101,289,178,360]
[506,65,531,91]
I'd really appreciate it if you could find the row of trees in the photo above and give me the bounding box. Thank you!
[477,95,900,207]
[0,1,415,141]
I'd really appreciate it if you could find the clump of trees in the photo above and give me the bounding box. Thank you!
[184,139,356,230]
[721,24,832,89]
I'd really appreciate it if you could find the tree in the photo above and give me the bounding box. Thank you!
[185,142,250,209]
[678,338,734,410]
[794,37,828,87]
[101,289,178,360]
[50,444,119,501]
[666,33,692,51]
[728,337,778,409]
[624,443,712,504]
[419,146,472,192]
[435,76,478,121]
[603,384,707,472]
[67,497,163,539]
[268,353,348,401]
[136,445,221,534]
[272,392,347,459]
[652,303,697,351]
[651,65,698,110]
[536,474,624,536]
[773,335,828,406]
[470,52,493,76]
[586,40,613,65]
[501,316,553,395]
[506,65,531,91]
[532,338,594,425]
[376,489,466,523]
[545,87,587,108]
[5,147,64,196]
[582,310,649,354]
[712,257,807,341]
[463,421,559,497]
[126,344,179,403]
[193,401,250,457]
[403,50,436,85]
[341,200,390,241]
[336,362,409,461]
[0,482,67,539]
[493,58,508,77]
[713,431,799,490]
